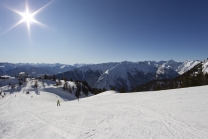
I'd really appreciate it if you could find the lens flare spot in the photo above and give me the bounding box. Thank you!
[21,11,35,23]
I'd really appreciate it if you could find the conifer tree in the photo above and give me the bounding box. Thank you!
[110,86,115,91]
[68,85,72,93]
[102,88,106,92]
[94,88,99,94]
[120,86,126,93]
[19,81,22,86]
[82,85,88,96]
[52,75,56,81]
[59,80,61,86]
[205,73,208,85]
[63,82,67,90]
[75,83,81,98]
[44,74,47,79]
[34,81,38,88]
[98,88,102,93]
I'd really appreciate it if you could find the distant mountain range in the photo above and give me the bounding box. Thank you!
[0,63,86,77]
[0,60,201,91]
[132,60,208,92]
[56,60,200,91]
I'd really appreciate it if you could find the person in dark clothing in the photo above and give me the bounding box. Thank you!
[57,100,60,106]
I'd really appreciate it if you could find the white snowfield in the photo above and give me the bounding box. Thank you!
[0,80,208,139]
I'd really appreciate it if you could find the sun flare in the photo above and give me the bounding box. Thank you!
[16,5,38,34]
[2,1,54,36]
[21,10,35,23]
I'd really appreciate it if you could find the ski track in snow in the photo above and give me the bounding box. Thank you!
[0,79,208,139]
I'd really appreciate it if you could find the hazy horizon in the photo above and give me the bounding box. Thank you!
[0,59,204,66]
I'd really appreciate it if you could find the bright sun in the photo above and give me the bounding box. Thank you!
[3,1,54,36]
[17,7,36,34]
[21,11,35,23]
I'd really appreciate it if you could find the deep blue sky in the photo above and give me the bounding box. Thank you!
[0,0,208,64]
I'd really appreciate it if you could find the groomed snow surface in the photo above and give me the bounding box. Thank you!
[1,80,208,139]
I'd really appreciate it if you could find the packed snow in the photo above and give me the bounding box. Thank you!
[0,79,208,139]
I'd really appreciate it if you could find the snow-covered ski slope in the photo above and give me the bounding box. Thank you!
[0,80,208,139]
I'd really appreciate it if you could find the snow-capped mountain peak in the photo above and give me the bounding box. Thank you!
[56,60,200,91]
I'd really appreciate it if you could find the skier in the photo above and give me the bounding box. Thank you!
[57,100,60,106]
